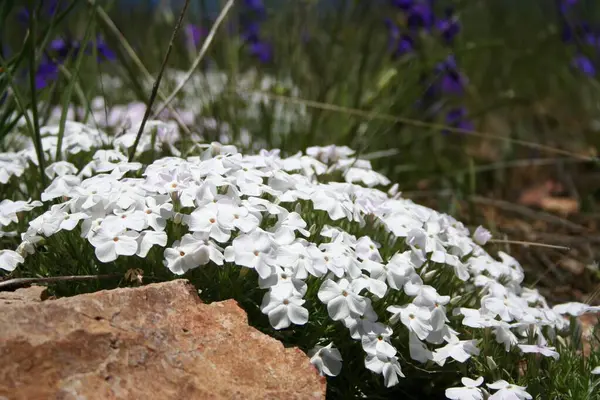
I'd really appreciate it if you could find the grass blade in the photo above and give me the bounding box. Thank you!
[55,7,97,160]
[127,0,191,162]
[153,0,235,118]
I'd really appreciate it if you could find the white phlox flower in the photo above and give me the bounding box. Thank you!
[164,233,213,275]
[487,380,532,400]
[0,249,25,271]
[224,230,276,279]
[432,336,480,366]
[364,353,405,388]
[308,342,343,377]
[361,322,397,358]
[387,303,433,341]
[445,376,486,400]
[88,222,140,263]
[318,278,368,321]
[260,288,309,330]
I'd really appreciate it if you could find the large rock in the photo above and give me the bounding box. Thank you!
[0,280,325,399]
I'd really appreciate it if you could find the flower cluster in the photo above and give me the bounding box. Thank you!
[559,0,599,77]
[240,0,273,63]
[386,0,473,132]
[34,36,115,90]
[1,116,598,394]
[11,69,305,146]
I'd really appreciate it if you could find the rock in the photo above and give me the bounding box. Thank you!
[0,280,325,400]
[0,285,48,305]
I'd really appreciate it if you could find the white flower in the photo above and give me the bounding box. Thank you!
[311,189,352,221]
[473,226,492,245]
[308,342,343,377]
[276,242,326,278]
[0,249,25,271]
[88,223,140,263]
[592,366,600,375]
[260,289,309,330]
[343,298,379,339]
[218,202,260,233]
[432,336,480,366]
[0,199,42,227]
[164,233,211,275]
[408,332,433,363]
[361,322,397,358]
[487,380,532,400]
[224,230,276,279]
[270,211,308,245]
[364,354,405,387]
[368,253,418,291]
[517,344,560,360]
[136,230,168,258]
[318,278,367,321]
[45,161,78,179]
[307,145,354,164]
[143,196,173,231]
[387,303,433,341]
[185,202,232,243]
[482,293,526,322]
[492,321,519,352]
[552,302,600,316]
[458,308,498,328]
[354,236,383,262]
[445,377,485,400]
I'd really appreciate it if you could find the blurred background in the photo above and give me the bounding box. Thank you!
[2,0,600,304]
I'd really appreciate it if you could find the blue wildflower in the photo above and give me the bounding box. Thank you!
[384,18,401,50]
[17,1,59,25]
[35,60,59,90]
[244,0,266,16]
[572,54,596,76]
[91,36,116,62]
[390,0,414,11]
[435,56,467,95]
[240,2,272,63]
[249,41,273,63]
[406,3,435,31]
[444,107,473,133]
[436,8,461,45]
[185,24,207,48]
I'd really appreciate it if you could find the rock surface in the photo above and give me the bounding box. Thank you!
[0,285,48,305]
[0,280,325,399]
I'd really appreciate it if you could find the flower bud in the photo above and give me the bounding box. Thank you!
[486,356,497,371]
[173,212,184,225]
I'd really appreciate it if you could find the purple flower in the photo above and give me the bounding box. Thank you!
[245,0,266,14]
[49,38,78,61]
[444,107,473,133]
[390,0,414,10]
[185,24,207,48]
[17,1,59,25]
[435,56,467,94]
[406,3,435,31]
[241,22,262,43]
[384,18,401,50]
[95,39,116,62]
[436,9,461,45]
[35,60,59,90]
[249,41,272,63]
[394,34,415,57]
[572,54,596,76]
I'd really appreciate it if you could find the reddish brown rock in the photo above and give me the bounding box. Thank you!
[0,280,325,400]
[0,285,48,305]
